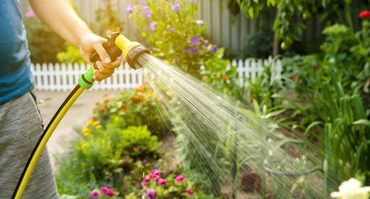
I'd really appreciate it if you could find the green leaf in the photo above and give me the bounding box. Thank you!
[353,119,370,127]
[248,7,254,18]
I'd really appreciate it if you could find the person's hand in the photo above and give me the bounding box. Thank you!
[79,33,121,81]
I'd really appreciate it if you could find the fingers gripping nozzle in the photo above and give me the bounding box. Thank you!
[89,32,122,69]
[90,32,150,70]
[79,32,150,89]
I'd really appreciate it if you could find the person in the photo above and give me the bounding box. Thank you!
[0,0,121,198]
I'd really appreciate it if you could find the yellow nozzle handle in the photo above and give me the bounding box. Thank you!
[114,34,141,60]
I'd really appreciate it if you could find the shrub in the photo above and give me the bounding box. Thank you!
[119,125,161,158]
[92,83,169,138]
[128,0,242,99]
[242,27,274,59]
[55,121,162,196]
[23,10,66,63]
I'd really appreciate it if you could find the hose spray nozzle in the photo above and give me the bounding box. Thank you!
[89,32,150,70]
[79,32,150,89]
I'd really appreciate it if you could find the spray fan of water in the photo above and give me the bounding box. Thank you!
[133,54,345,198]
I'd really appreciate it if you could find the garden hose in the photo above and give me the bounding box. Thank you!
[12,32,150,199]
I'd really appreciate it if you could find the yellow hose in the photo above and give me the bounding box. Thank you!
[14,86,85,199]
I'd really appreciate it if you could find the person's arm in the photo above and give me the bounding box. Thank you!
[28,0,120,81]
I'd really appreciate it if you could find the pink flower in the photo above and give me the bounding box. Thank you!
[186,189,194,195]
[175,175,185,183]
[149,169,160,179]
[89,189,100,198]
[141,176,150,186]
[101,186,109,195]
[25,10,36,18]
[133,147,139,152]
[359,10,370,19]
[107,189,114,197]
[157,178,167,185]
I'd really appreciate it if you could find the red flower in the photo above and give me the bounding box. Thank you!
[290,76,297,81]
[133,147,139,152]
[99,107,106,113]
[359,10,370,19]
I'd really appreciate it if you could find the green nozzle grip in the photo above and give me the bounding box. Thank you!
[78,66,94,89]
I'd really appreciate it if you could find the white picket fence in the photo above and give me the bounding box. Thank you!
[31,59,282,92]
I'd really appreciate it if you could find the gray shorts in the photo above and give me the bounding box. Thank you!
[0,89,59,199]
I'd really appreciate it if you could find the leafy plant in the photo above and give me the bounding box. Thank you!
[127,0,218,78]
[201,48,241,97]
[131,168,219,199]
[118,125,161,158]
[94,0,123,37]
[23,10,66,63]
[242,27,274,59]
[235,0,356,49]
[93,83,169,138]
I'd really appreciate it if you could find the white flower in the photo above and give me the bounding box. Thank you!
[330,178,370,199]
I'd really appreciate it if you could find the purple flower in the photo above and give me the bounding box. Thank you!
[149,22,157,31]
[191,48,198,54]
[183,46,191,53]
[154,163,160,169]
[149,169,160,179]
[157,178,167,185]
[145,9,152,18]
[190,0,197,2]
[173,4,180,12]
[141,1,148,9]
[175,175,185,183]
[145,188,157,199]
[169,27,175,32]
[141,176,150,186]
[25,10,36,18]
[190,36,200,45]
[186,189,194,195]
[211,45,218,53]
[126,3,133,14]
[89,189,100,198]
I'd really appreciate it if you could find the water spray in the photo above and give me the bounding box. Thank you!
[12,33,149,199]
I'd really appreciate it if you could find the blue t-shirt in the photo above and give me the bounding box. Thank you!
[0,0,33,105]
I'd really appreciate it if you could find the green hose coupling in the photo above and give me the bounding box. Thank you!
[78,66,94,89]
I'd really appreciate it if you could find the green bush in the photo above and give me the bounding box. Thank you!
[23,10,66,63]
[242,27,274,59]
[92,83,169,138]
[119,125,161,158]
[127,0,240,95]
[55,121,162,196]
